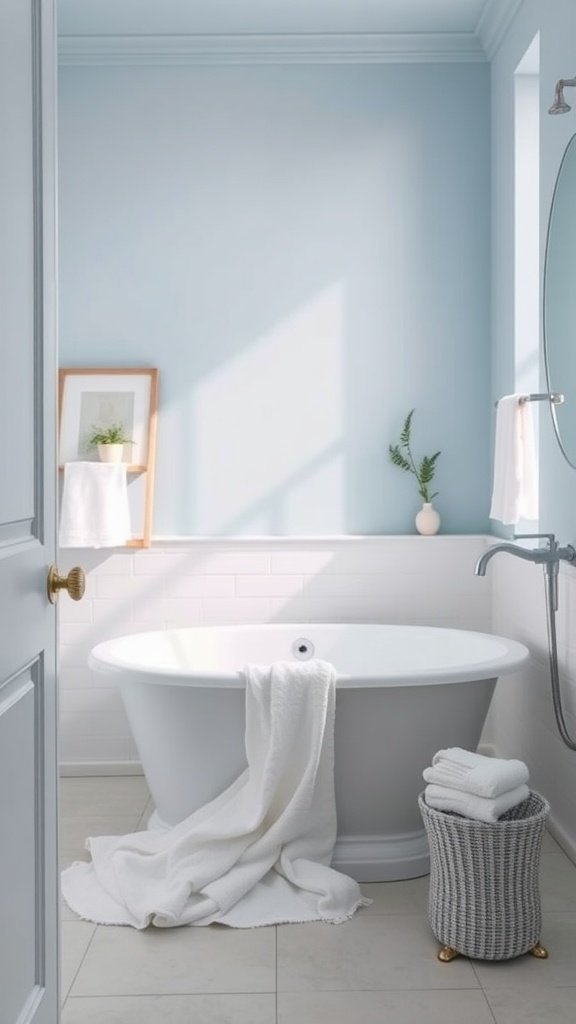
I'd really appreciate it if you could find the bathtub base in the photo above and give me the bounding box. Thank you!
[332,830,430,882]
[146,810,430,882]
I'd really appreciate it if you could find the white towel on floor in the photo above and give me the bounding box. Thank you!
[59,462,131,548]
[423,747,529,798]
[424,783,530,823]
[61,660,370,929]
[489,394,538,525]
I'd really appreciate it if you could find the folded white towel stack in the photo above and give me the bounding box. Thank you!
[489,394,538,525]
[423,747,530,797]
[59,461,131,548]
[424,783,530,824]
[423,748,530,823]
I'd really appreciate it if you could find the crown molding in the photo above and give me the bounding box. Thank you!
[475,0,524,59]
[58,31,486,67]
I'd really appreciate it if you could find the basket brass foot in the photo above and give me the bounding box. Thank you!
[529,941,549,959]
[437,945,460,962]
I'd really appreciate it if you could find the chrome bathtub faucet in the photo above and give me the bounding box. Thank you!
[475,532,576,751]
[475,532,576,611]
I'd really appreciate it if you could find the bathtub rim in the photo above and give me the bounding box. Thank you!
[88,623,529,689]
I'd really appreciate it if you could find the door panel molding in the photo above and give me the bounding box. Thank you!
[0,658,47,1023]
[0,521,38,551]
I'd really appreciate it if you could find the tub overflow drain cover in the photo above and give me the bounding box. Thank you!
[292,638,315,660]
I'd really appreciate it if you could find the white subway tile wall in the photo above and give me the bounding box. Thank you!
[487,556,576,859]
[58,537,490,771]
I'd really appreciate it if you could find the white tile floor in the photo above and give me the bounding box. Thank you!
[60,777,576,1023]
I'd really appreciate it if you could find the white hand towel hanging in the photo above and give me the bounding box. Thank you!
[59,462,131,548]
[489,394,538,525]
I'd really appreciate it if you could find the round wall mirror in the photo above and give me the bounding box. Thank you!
[544,132,576,468]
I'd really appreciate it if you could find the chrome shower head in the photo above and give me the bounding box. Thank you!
[549,77,576,115]
[549,92,571,115]
[549,100,571,114]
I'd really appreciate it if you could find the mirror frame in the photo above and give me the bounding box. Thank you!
[543,130,576,469]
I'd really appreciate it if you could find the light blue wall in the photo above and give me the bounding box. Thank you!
[58,62,490,536]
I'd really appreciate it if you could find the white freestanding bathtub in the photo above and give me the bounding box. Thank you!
[89,624,529,882]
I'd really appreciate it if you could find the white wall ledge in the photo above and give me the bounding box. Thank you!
[148,534,492,546]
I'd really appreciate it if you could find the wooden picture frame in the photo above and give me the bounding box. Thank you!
[58,368,159,548]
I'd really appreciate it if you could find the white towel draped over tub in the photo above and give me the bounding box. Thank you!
[59,461,131,548]
[489,394,538,525]
[61,660,370,929]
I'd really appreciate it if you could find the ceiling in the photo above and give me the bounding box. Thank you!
[57,0,497,38]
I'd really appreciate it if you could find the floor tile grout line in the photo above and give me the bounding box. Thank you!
[478,985,499,1024]
[470,961,483,989]
[70,983,576,999]
[275,925,278,1024]
[60,815,145,821]
[136,801,152,830]
[347,910,430,916]
[62,922,99,1007]
[274,985,487,994]
[476,982,576,989]
[65,990,278,999]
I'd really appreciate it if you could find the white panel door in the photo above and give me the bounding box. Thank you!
[0,1,59,1023]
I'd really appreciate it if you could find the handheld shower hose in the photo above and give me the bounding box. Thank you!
[543,566,576,750]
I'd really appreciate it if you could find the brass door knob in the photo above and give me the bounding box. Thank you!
[47,565,86,604]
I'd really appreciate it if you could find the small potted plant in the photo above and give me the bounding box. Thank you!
[389,409,442,535]
[88,424,134,464]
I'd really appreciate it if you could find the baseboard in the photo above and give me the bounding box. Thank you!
[548,812,576,867]
[332,830,430,882]
[59,760,143,777]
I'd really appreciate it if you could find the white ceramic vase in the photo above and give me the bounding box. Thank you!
[415,502,440,536]
[98,443,124,463]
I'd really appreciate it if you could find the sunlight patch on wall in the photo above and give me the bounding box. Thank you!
[195,283,345,534]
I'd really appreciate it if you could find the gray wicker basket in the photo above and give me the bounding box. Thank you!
[419,790,550,960]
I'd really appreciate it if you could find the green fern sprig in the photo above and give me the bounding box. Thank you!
[388,446,411,473]
[388,410,441,503]
[87,423,134,448]
[399,409,414,447]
